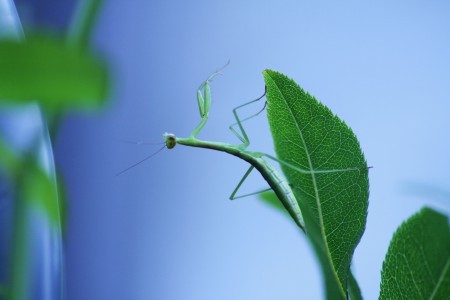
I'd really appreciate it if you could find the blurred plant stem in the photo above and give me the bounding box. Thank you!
[0,2,39,299]
[48,0,104,138]
[67,0,104,48]
[11,188,29,300]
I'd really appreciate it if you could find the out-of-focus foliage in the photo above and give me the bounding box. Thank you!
[348,271,363,300]
[0,1,107,299]
[20,162,60,225]
[0,35,109,110]
[379,207,450,299]
[0,140,60,226]
[0,139,21,177]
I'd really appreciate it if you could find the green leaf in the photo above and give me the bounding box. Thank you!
[348,271,363,300]
[262,70,369,299]
[0,35,109,110]
[379,207,450,299]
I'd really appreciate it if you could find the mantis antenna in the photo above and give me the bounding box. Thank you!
[115,145,166,177]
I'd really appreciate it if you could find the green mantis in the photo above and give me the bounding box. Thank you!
[163,66,365,232]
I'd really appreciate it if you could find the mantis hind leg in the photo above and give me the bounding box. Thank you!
[229,165,273,200]
[229,88,267,147]
[258,153,371,175]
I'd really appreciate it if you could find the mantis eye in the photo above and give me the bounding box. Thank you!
[164,133,176,149]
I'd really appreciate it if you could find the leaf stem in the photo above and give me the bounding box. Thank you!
[67,0,104,48]
[10,189,30,300]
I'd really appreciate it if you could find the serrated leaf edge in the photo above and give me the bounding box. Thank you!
[264,70,347,298]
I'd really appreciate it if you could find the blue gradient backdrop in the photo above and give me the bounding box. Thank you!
[17,1,450,299]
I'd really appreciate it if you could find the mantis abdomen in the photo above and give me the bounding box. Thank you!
[253,157,305,231]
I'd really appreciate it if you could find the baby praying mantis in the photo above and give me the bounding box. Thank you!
[162,66,364,232]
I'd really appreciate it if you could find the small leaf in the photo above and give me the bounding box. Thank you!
[348,271,363,300]
[0,35,109,109]
[263,70,369,299]
[21,163,60,226]
[0,139,21,177]
[379,207,450,299]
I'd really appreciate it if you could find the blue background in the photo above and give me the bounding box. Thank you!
[15,0,450,299]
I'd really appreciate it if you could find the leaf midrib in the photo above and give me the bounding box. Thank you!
[428,253,450,299]
[269,77,345,298]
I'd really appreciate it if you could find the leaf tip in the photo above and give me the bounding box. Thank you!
[262,69,277,76]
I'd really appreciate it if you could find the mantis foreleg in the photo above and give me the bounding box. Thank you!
[191,61,230,138]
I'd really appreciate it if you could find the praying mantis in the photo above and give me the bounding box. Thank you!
[161,65,364,232]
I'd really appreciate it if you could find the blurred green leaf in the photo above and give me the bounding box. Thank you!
[0,139,61,226]
[263,70,369,299]
[348,271,363,300]
[21,162,60,225]
[379,207,450,299]
[259,190,289,217]
[0,35,109,109]
[0,139,21,178]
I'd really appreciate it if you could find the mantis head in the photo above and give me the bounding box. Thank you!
[163,133,176,149]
